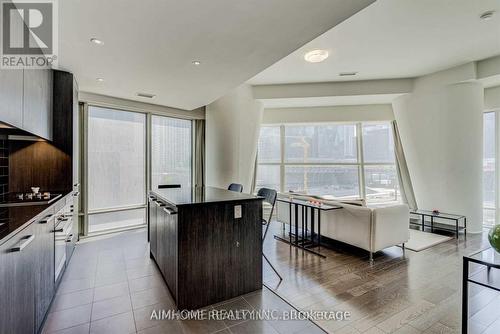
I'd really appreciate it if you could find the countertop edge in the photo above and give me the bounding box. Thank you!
[150,190,264,208]
[0,191,73,246]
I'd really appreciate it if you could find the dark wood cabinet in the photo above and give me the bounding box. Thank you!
[149,188,263,310]
[149,198,158,259]
[33,210,56,332]
[156,203,166,275]
[23,69,53,140]
[0,69,23,128]
[162,206,178,300]
[0,224,36,334]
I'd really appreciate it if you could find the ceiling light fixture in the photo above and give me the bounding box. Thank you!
[90,38,104,45]
[480,10,495,20]
[137,92,156,99]
[192,60,201,66]
[304,49,329,63]
[96,78,104,82]
[339,72,358,77]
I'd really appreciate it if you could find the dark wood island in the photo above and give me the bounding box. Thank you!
[148,186,263,310]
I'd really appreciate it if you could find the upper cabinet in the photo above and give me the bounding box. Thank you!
[0,70,23,128]
[23,69,53,140]
[0,69,53,140]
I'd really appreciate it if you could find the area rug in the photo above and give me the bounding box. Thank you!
[403,229,453,252]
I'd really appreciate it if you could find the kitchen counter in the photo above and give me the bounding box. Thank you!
[149,186,263,309]
[0,191,71,245]
[151,186,262,207]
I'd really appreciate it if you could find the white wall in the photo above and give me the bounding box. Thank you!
[205,85,263,192]
[262,104,394,124]
[485,85,500,110]
[393,79,484,233]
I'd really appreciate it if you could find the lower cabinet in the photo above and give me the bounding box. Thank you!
[149,198,158,259]
[0,224,36,334]
[162,206,178,300]
[34,211,56,332]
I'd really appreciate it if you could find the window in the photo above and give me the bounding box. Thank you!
[362,124,399,204]
[484,112,496,228]
[87,106,147,233]
[256,122,400,204]
[152,116,192,189]
[83,106,195,236]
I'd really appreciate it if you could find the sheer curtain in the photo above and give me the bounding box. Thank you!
[195,119,205,187]
[392,120,417,209]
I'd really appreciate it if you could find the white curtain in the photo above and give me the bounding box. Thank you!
[392,120,417,209]
[195,119,205,187]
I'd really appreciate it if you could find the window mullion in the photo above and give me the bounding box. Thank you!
[358,123,366,199]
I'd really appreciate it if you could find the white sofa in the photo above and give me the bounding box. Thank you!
[276,194,410,261]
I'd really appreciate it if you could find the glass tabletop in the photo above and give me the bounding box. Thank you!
[466,248,500,269]
[410,209,465,219]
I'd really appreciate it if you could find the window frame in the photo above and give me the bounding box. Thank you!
[256,121,399,204]
[483,109,499,228]
[81,103,196,237]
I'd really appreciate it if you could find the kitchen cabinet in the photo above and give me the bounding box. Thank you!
[33,210,56,332]
[23,69,53,140]
[148,187,263,310]
[0,224,36,334]
[149,197,158,259]
[0,69,23,128]
[156,204,165,273]
[161,205,178,300]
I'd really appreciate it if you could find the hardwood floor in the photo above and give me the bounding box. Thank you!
[262,222,497,334]
[42,228,323,334]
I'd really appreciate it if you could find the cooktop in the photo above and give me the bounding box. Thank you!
[0,193,62,207]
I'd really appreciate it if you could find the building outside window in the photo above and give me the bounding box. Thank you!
[256,122,400,205]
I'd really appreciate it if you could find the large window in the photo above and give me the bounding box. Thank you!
[87,106,147,233]
[84,106,194,235]
[256,122,400,204]
[484,112,496,227]
[152,116,192,189]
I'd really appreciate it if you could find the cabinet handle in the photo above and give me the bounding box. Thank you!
[73,183,80,187]
[163,207,177,215]
[53,228,64,233]
[73,192,79,197]
[155,201,164,207]
[66,234,74,242]
[39,214,54,224]
[11,235,35,252]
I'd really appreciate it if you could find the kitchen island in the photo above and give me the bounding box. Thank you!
[148,186,263,310]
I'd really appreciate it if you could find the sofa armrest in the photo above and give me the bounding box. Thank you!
[371,204,410,252]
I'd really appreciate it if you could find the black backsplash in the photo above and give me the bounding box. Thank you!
[0,135,8,225]
[0,135,8,202]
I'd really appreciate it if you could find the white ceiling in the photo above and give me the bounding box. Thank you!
[249,0,500,85]
[57,0,375,110]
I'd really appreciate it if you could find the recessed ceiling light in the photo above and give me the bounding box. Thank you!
[137,92,156,99]
[339,72,358,77]
[96,78,104,82]
[304,49,329,63]
[192,60,201,66]
[480,10,495,20]
[90,38,104,45]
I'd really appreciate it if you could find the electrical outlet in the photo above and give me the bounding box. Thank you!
[234,205,242,219]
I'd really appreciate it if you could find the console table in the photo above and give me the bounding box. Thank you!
[410,209,466,239]
[275,197,342,258]
[462,248,500,333]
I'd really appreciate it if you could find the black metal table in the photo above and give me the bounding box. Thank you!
[275,197,342,258]
[462,248,500,333]
[410,209,466,239]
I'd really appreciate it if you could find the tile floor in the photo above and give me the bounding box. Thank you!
[42,228,324,334]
